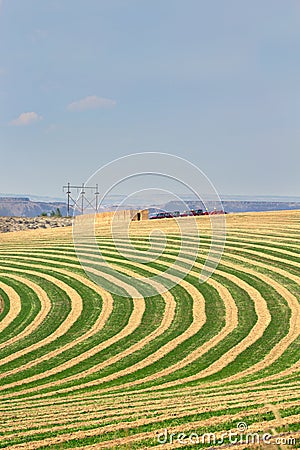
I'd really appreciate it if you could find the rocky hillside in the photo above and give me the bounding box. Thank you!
[0,197,70,217]
[0,216,72,233]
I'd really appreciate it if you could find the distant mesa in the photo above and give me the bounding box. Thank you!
[0,197,70,217]
[0,197,30,202]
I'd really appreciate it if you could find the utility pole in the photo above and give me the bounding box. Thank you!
[63,184,100,215]
[81,183,85,214]
[95,184,99,213]
[66,182,71,217]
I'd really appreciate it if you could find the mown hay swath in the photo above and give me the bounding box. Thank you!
[0,210,299,449]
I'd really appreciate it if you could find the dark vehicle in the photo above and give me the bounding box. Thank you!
[209,210,226,215]
[150,212,165,219]
[171,210,180,217]
[150,212,172,220]
[190,209,203,216]
[180,210,193,217]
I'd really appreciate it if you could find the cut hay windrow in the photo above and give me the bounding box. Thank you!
[1,407,299,449]
[1,385,299,439]
[0,254,242,394]
[0,210,299,448]
[0,275,51,358]
[0,269,83,368]
[0,243,281,393]
[0,271,114,379]
[0,281,21,334]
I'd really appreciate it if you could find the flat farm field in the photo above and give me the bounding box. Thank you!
[0,210,299,449]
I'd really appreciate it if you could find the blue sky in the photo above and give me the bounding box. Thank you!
[0,0,299,198]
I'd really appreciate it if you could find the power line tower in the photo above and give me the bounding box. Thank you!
[63,183,100,216]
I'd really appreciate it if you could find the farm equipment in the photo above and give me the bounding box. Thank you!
[150,209,226,220]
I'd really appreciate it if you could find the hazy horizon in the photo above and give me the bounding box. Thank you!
[1,192,300,205]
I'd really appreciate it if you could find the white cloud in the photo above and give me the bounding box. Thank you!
[67,96,116,112]
[10,112,43,126]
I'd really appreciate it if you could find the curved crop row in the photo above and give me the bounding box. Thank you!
[0,210,299,448]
